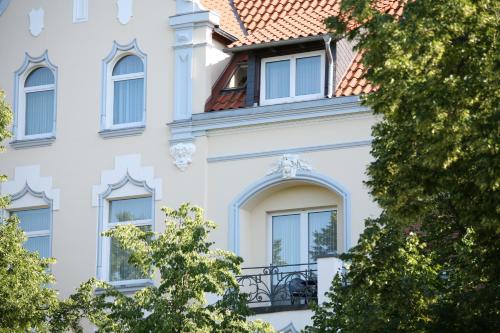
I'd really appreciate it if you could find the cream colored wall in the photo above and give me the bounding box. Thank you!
[240,184,343,267]
[205,113,380,263]
[0,2,380,330]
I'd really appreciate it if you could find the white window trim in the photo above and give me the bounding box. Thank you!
[12,52,58,144]
[19,76,56,140]
[6,185,54,259]
[97,176,155,286]
[260,50,326,106]
[266,207,337,266]
[101,40,147,134]
[106,59,145,130]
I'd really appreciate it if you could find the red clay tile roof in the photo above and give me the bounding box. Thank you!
[200,0,246,39]
[231,1,342,48]
[204,0,404,110]
[206,89,247,111]
[336,52,375,96]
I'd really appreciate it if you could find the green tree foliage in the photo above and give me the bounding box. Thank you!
[69,204,272,332]
[307,0,499,331]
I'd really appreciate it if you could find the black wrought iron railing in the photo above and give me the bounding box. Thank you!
[236,263,318,311]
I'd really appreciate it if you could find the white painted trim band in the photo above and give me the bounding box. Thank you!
[207,139,372,163]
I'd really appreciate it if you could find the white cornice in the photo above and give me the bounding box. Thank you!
[168,96,370,143]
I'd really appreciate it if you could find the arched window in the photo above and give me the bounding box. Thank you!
[100,41,147,137]
[23,67,55,136]
[111,55,144,125]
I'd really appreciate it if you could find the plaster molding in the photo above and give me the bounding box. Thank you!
[100,40,147,132]
[170,142,196,171]
[92,154,162,206]
[28,8,44,37]
[12,51,58,145]
[116,0,133,25]
[98,125,145,139]
[174,0,206,15]
[168,96,370,142]
[207,139,372,163]
[1,165,60,210]
[228,170,351,255]
[279,323,299,333]
[267,154,312,179]
[73,0,89,23]
[95,173,156,282]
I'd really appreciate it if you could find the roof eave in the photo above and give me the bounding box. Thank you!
[224,34,331,53]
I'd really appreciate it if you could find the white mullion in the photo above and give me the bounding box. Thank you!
[24,84,55,93]
[112,72,144,82]
[290,56,296,98]
[25,230,50,238]
[299,212,308,264]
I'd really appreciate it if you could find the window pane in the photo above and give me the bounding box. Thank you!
[226,64,248,89]
[25,67,54,87]
[25,236,50,258]
[112,55,144,76]
[272,214,300,266]
[25,90,54,135]
[265,60,290,99]
[13,208,51,233]
[109,197,152,223]
[296,56,321,96]
[109,226,150,281]
[113,78,144,125]
[308,210,337,263]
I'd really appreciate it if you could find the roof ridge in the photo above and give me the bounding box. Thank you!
[229,0,248,36]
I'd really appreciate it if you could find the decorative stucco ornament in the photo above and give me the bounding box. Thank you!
[28,8,44,37]
[267,154,313,179]
[170,142,196,171]
[116,0,133,25]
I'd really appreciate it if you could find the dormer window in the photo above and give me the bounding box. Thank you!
[260,51,325,105]
[225,63,248,90]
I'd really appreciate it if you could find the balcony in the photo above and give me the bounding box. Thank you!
[237,258,341,314]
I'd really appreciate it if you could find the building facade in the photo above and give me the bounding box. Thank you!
[0,0,399,331]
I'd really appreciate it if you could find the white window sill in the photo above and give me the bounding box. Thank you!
[10,136,56,149]
[99,125,145,139]
[95,279,154,294]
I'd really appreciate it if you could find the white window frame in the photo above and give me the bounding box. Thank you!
[260,50,325,106]
[100,40,147,134]
[19,67,56,140]
[4,185,54,259]
[105,55,145,130]
[101,193,154,286]
[13,52,58,144]
[266,207,337,266]
[10,206,52,256]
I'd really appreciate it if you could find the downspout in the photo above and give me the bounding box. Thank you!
[324,34,334,98]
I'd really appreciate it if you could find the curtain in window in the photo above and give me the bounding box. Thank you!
[112,55,144,75]
[296,56,321,96]
[15,208,51,232]
[25,67,54,87]
[266,60,290,99]
[109,225,150,281]
[109,197,152,223]
[25,236,50,258]
[112,55,144,125]
[25,90,54,135]
[308,210,337,263]
[13,208,51,258]
[113,78,144,125]
[24,67,55,136]
[272,214,300,266]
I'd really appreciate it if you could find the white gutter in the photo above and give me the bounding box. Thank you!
[324,34,334,98]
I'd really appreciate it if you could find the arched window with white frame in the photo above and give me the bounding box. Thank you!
[12,52,58,148]
[100,40,147,138]
[111,55,144,126]
[23,67,56,137]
